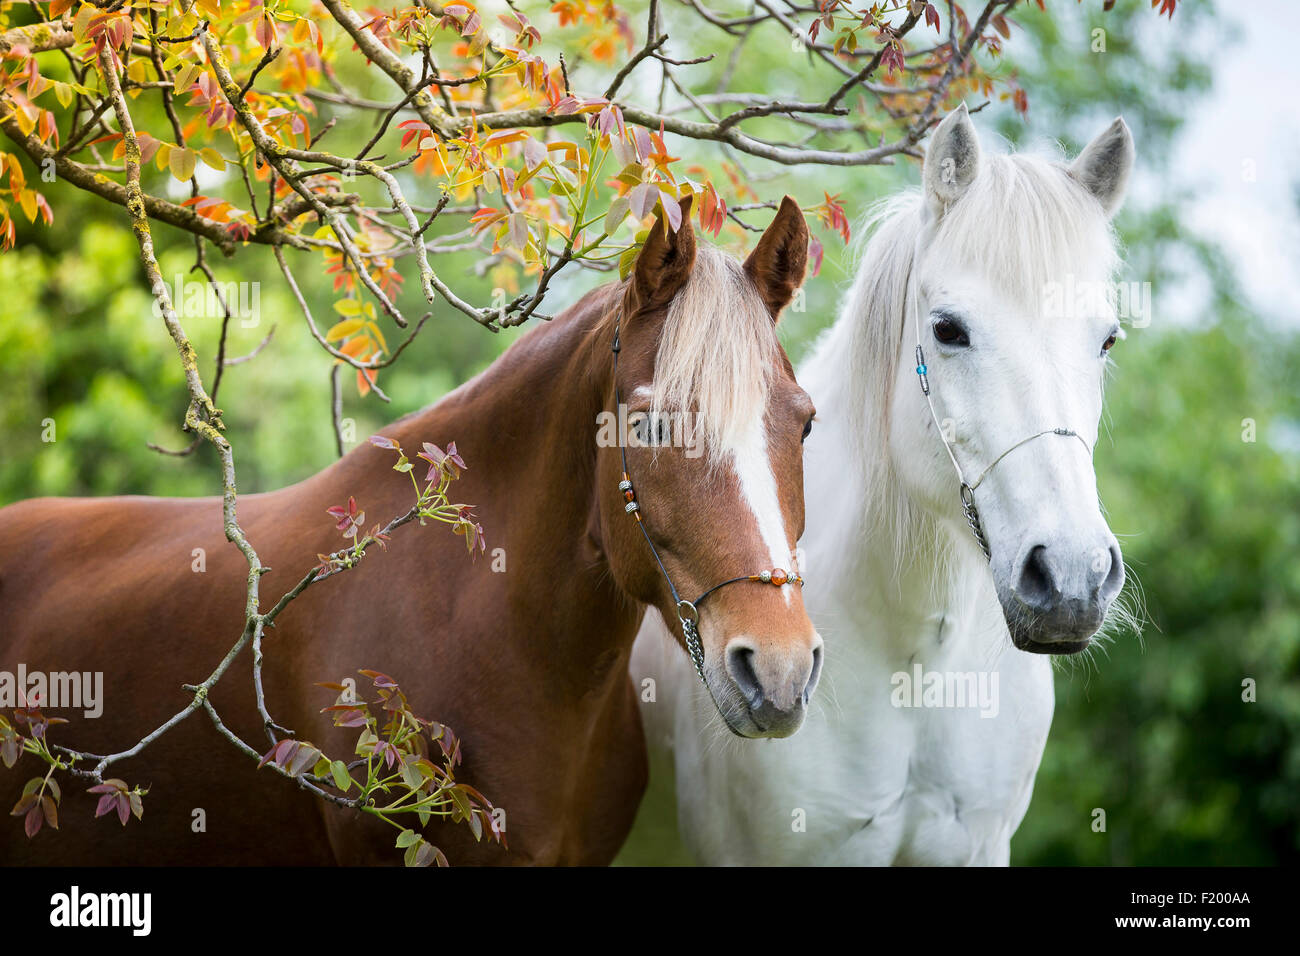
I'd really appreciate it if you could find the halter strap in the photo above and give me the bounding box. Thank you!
[611,314,802,683]
[908,274,1093,560]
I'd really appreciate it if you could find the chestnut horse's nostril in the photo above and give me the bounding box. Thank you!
[725,643,764,709]
[1015,544,1057,611]
[803,640,824,705]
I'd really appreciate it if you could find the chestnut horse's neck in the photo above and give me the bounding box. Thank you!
[301,280,635,688]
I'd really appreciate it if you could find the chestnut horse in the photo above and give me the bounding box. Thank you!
[0,197,821,865]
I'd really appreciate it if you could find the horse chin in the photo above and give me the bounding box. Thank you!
[709,683,806,739]
[1000,601,1101,655]
[720,709,805,739]
[1009,628,1094,655]
[719,709,767,738]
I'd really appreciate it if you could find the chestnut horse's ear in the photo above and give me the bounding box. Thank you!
[743,195,809,321]
[630,195,697,315]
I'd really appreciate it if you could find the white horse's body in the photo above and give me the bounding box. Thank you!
[631,107,1135,865]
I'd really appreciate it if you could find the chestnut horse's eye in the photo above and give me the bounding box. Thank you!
[933,316,970,347]
[1101,332,1118,354]
[801,417,814,443]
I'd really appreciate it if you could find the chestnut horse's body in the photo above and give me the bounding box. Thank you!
[0,198,819,865]
[1,281,644,864]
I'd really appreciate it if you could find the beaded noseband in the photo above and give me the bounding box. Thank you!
[611,314,802,684]
[910,279,1093,560]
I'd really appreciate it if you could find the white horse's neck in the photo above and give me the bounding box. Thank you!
[798,222,1007,665]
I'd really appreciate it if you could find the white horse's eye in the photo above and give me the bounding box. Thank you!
[1101,332,1118,354]
[933,316,970,347]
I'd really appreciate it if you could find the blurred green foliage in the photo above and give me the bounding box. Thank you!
[1,0,1295,864]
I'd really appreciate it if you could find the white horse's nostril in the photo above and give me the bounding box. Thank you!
[1015,544,1058,611]
[1097,541,1125,603]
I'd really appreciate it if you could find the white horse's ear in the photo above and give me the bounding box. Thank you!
[923,103,980,220]
[1068,117,1134,218]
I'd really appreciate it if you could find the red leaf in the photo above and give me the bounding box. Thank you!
[808,236,825,278]
[41,795,58,830]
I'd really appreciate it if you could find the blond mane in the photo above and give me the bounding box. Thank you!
[649,244,778,462]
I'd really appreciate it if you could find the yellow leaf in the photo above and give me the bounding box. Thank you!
[18,189,37,223]
[169,147,196,182]
[365,321,388,354]
[333,299,362,317]
[173,63,200,95]
[198,148,226,172]
[326,318,365,341]
[73,3,94,42]
[156,143,173,173]
[13,108,35,138]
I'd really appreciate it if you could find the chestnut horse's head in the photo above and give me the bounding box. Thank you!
[599,196,821,738]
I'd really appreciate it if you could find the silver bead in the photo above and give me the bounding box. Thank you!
[618,480,632,492]
[625,501,639,514]
[759,570,771,583]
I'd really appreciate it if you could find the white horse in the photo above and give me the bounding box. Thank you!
[630,104,1136,865]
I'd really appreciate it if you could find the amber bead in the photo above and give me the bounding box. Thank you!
[771,568,788,585]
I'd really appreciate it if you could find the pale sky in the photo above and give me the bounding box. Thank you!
[1174,0,1300,328]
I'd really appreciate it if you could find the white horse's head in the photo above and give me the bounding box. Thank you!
[889,105,1135,653]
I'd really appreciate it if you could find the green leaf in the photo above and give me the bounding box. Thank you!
[618,243,641,281]
[330,760,351,792]
[448,786,472,822]
[395,828,420,849]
